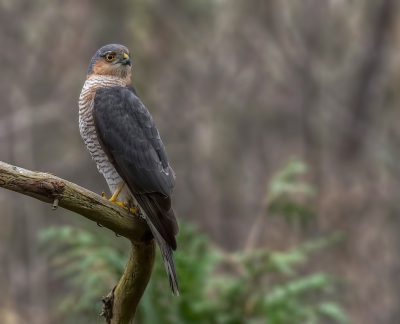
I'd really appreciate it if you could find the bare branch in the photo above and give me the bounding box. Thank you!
[0,160,155,322]
[104,240,156,324]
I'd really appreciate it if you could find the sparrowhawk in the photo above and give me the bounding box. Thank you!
[79,44,179,295]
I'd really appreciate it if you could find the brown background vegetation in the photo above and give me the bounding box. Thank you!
[0,0,399,323]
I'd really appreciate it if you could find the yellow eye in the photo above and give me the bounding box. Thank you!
[105,54,116,62]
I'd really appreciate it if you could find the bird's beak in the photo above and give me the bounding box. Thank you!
[122,53,131,66]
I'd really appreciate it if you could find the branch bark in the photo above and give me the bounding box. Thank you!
[0,160,155,323]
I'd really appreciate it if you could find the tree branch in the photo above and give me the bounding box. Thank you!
[0,160,155,323]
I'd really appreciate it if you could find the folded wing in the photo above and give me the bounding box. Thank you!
[93,86,179,250]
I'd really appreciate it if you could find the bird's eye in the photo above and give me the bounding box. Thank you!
[105,54,116,62]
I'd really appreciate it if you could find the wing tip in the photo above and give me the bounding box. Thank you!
[168,271,180,296]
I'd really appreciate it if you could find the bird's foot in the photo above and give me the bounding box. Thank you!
[101,190,136,214]
[113,201,137,214]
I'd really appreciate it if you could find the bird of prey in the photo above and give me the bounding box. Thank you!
[79,44,179,294]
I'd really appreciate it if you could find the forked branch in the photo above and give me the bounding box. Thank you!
[0,160,155,323]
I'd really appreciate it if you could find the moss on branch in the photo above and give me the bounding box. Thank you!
[0,160,155,323]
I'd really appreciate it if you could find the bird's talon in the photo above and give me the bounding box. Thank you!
[114,201,127,209]
[102,191,107,199]
[110,201,137,214]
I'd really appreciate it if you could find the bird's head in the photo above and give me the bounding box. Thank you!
[87,44,131,80]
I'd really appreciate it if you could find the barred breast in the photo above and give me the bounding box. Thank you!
[79,75,131,200]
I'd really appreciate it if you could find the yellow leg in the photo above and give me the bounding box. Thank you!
[109,183,125,202]
[102,184,136,214]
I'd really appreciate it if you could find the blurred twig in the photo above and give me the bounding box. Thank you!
[244,186,269,251]
[0,160,154,323]
[340,0,395,159]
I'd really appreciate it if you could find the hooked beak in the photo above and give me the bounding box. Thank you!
[122,53,131,66]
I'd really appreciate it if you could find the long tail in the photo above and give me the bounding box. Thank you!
[146,220,179,295]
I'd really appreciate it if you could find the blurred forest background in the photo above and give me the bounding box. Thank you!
[0,0,399,323]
